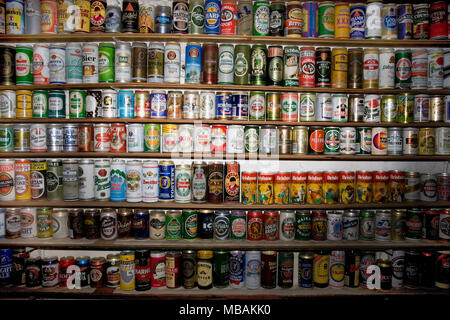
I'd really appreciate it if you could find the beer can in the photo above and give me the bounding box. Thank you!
[115,42,131,83]
[339,171,355,203]
[313,251,330,287]
[185,43,202,84]
[365,1,382,39]
[331,48,348,88]
[205,0,221,34]
[32,44,50,85]
[20,207,37,238]
[6,0,25,34]
[188,0,204,34]
[318,1,334,38]
[300,92,315,121]
[78,159,94,201]
[158,161,175,202]
[347,48,363,89]
[142,161,158,203]
[299,252,314,288]
[250,44,267,85]
[429,1,447,39]
[218,44,234,84]
[363,48,379,89]
[307,172,324,205]
[327,211,343,241]
[316,93,333,121]
[65,43,82,84]
[90,0,106,32]
[147,42,164,83]
[68,89,86,118]
[375,210,392,241]
[430,95,444,122]
[193,124,211,153]
[233,44,251,85]
[5,208,21,238]
[405,209,423,240]
[229,251,245,288]
[0,160,15,201]
[421,173,437,202]
[62,159,78,201]
[143,123,160,153]
[32,90,48,118]
[16,90,32,118]
[166,210,182,240]
[418,127,435,155]
[94,160,110,201]
[411,49,428,89]
[359,210,375,240]
[378,48,395,89]
[267,45,283,86]
[402,127,419,155]
[178,124,193,153]
[387,127,403,155]
[82,43,98,83]
[175,164,192,203]
[380,95,397,122]
[253,0,270,36]
[315,47,331,87]
[213,211,231,240]
[343,210,359,240]
[404,172,421,201]
[245,251,261,289]
[330,250,345,289]
[396,93,414,123]
[381,3,397,40]
[226,125,244,154]
[390,250,405,288]
[284,1,302,37]
[163,42,181,83]
[110,123,127,152]
[216,91,233,120]
[439,211,450,241]
[74,0,90,33]
[36,207,53,238]
[48,90,66,118]
[268,1,284,36]
[241,172,257,205]
[121,0,139,33]
[301,1,318,38]
[14,45,33,85]
[371,127,387,155]
[98,43,115,83]
[283,46,299,87]
[101,89,117,118]
[334,2,350,39]
[428,49,444,89]
[30,123,47,152]
[331,94,348,122]
[119,251,135,291]
[182,210,197,239]
[397,4,413,40]
[201,43,218,84]
[46,159,63,201]
[436,127,450,155]
[192,162,207,203]
[0,124,13,152]
[340,127,356,155]
[395,49,412,89]
[155,5,172,33]
[300,46,315,87]
[127,123,144,152]
[13,124,29,152]
[413,3,429,39]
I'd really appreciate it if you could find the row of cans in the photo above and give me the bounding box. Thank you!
[2,0,450,40]
[1,206,449,242]
[2,89,450,124]
[0,158,448,204]
[1,248,449,291]
[2,122,449,156]
[3,42,450,89]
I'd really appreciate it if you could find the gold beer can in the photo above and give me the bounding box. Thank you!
[418,127,435,155]
[266,92,281,120]
[16,90,32,118]
[430,95,444,122]
[331,48,348,88]
[363,48,379,89]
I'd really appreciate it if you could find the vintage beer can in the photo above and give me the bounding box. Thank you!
[250,44,267,85]
[398,4,413,40]
[334,2,350,39]
[387,127,403,155]
[395,49,412,89]
[65,42,82,84]
[98,42,115,83]
[327,211,343,241]
[402,127,418,155]
[15,45,32,85]
[314,47,332,88]
[363,48,379,89]
[412,3,429,39]
[82,43,98,83]
[155,5,172,33]
[359,211,375,241]
[405,209,423,240]
[77,159,94,201]
[68,89,86,118]
[380,95,397,122]
[365,1,382,39]
[158,161,175,202]
[343,210,359,240]
[347,48,363,89]
[429,1,447,39]
[13,124,29,152]
[15,90,31,119]
[404,172,421,201]
[190,162,207,204]
[428,49,444,89]
[420,173,437,202]
[339,171,355,204]
[331,48,348,88]
[36,207,53,238]
[32,44,50,84]
[349,3,365,39]
[121,0,139,33]
[0,160,15,201]
[185,43,202,84]
[204,0,221,34]
[164,42,180,83]
[378,48,395,89]
[127,123,144,152]
[174,164,191,203]
[6,0,25,34]
[94,160,110,201]
[381,3,397,39]
[331,94,348,122]
[119,251,135,291]
[48,90,66,118]
[371,127,387,155]
[283,46,299,87]
[430,95,444,122]
[172,0,188,34]
[188,0,204,34]
[114,42,131,82]
[317,1,334,38]
[375,210,392,241]
[300,46,315,87]
[418,127,435,155]
[29,123,46,152]
[299,92,315,121]
[315,93,332,121]
[329,250,345,289]
[101,90,117,117]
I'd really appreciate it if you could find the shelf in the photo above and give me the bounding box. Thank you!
[1,118,449,128]
[1,34,449,48]
[1,82,450,94]
[1,285,448,300]
[1,200,448,210]
[0,237,449,250]
[0,152,448,161]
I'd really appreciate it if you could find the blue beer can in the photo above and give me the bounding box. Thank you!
[397,4,413,40]
[229,250,245,288]
[150,90,168,118]
[350,4,366,39]
[118,90,135,118]
[299,252,313,288]
[185,43,202,84]
[216,92,233,119]
[213,211,231,240]
[132,210,150,239]
[0,209,5,238]
[204,0,221,34]
[232,92,249,119]
[0,249,12,286]
[158,161,175,201]
[301,1,318,38]
[110,159,126,201]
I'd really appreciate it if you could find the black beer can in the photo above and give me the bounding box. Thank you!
[11,249,29,286]
[132,209,150,239]
[267,46,283,86]
[213,250,229,288]
[422,209,440,241]
[377,254,392,290]
[121,0,140,33]
[69,209,85,239]
[198,209,214,239]
[261,251,277,289]
[419,251,435,288]
[224,161,240,202]
[344,249,360,288]
[181,250,197,289]
[315,47,331,87]
[135,250,151,291]
[207,162,224,203]
[84,209,101,239]
[269,2,285,36]
[404,250,420,289]
[0,45,16,85]
[278,251,294,288]
[25,257,42,288]
[117,208,133,238]
[86,90,102,118]
[435,251,450,289]
[90,0,107,32]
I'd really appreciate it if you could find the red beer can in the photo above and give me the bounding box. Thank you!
[389,170,406,203]
[429,1,448,40]
[211,124,227,153]
[220,0,237,35]
[261,251,277,289]
[59,256,75,287]
[300,46,316,87]
[311,210,327,241]
[263,211,279,241]
[110,123,127,152]
[339,171,355,204]
[78,124,94,152]
[247,211,263,241]
[150,252,166,288]
[373,170,389,203]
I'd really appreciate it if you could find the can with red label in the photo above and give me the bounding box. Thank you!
[247,211,263,241]
[308,126,324,154]
[371,127,388,155]
[423,209,440,241]
[258,172,274,205]
[437,173,449,201]
[241,171,257,205]
[211,125,227,153]
[94,123,111,152]
[356,171,373,204]
[220,0,237,35]
[0,159,15,201]
[281,92,298,122]
[373,171,389,203]
[339,171,355,204]
[307,171,323,205]
[363,48,379,89]
[150,252,166,288]
[300,47,315,87]
[110,123,127,152]
[311,210,327,241]
[263,211,279,241]
[429,1,448,40]
[14,159,31,200]
[323,171,339,204]
[439,210,450,241]
[135,91,150,118]
[389,170,406,203]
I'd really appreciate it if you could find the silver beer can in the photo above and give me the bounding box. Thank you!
[100,208,118,240]
[279,210,295,241]
[329,250,345,289]
[62,159,78,201]
[62,124,78,152]
[105,5,122,33]
[178,124,194,153]
[413,94,430,122]
[115,42,132,83]
[78,159,95,201]
[200,91,216,119]
[343,210,359,240]
[82,43,99,83]
[387,127,403,155]
[164,42,181,83]
[49,43,66,84]
[375,210,392,241]
[127,123,144,152]
[226,125,245,154]
[218,44,235,84]
[420,173,437,202]
[402,127,418,155]
[327,211,343,241]
[315,93,333,121]
[365,1,382,39]
[259,125,278,154]
[25,0,41,34]
[245,250,261,289]
[436,127,450,155]
[389,250,405,288]
[46,124,64,152]
[52,208,69,238]
[30,123,47,152]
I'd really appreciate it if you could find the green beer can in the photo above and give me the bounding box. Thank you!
[234,44,251,85]
[182,210,198,239]
[359,211,376,241]
[324,127,340,155]
[250,44,267,85]
[48,90,66,118]
[396,93,414,123]
[230,211,246,240]
[395,49,412,89]
[98,43,115,83]
[278,251,294,288]
[0,124,14,152]
[32,90,49,118]
[46,159,64,201]
[318,1,335,38]
[213,251,230,288]
[188,0,205,34]
[381,95,397,122]
[15,45,34,85]
[244,125,259,153]
[295,210,311,240]
[405,209,422,241]
[283,46,299,87]
[166,210,182,240]
[69,90,86,118]
[253,1,270,36]
[356,127,372,155]
[144,123,161,152]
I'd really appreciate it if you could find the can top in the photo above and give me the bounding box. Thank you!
[91,257,106,265]
[197,250,214,259]
[150,252,166,258]
[299,252,314,259]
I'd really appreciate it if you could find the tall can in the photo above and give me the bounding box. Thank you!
[6,0,25,34]
[397,4,413,40]
[395,49,412,89]
[283,46,299,87]
[202,43,218,84]
[218,44,234,85]
[25,0,40,34]
[62,159,78,201]
[378,48,395,89]
[347,48,363,89]
[365,1,382,39]
[300,46,315,87]
[172,0,188,34]
[65,43,82,84]
[315,47,331,87]
[245,251,261,289]
[90,0,106,32]
[331,48,348,88]
[318,1,334,38]
[98,43,115,83]
[121,0,139,33]
[220,0,237,35]
[74,0,90,33]
[110,159,126,202]
[147,42,164,83]
[78,159,95,201]
[301,1,318,38]
[82,43,98,83]
[48,44,65,84]
[132,42,147,83]
[253,0,270,36]
[284,1,303,37]
[155,5,172,33]
[15,45,33,85]
[350,3,366,39]
[94,159,110,201]
[234,44,250,85]
[46,159,63,201]
[142,161,159,203]
[185,43,202,84]
[114,42,131,83]
[429,1,447,39]
[334,2,350,39]
[188,0,204,34]
[164,42,180,83]
[0,160,15,201]
[363,48,379,89]
[33,44,50,84]
[119,251,135,291]
[330,250,345,289]
[250,44,267,85]
[381,3,397,39]
[428,48,444,89]
[204,0,221,34]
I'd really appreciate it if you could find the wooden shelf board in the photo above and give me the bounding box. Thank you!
[0,118,449,128]
[1,82,450,94]
[0,237,449,250]
[0,285,448,299]
[0,200,448,210]
[0,152,448,161]
[1,34,449,48]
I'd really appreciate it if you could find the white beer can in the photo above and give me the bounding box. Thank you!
[193,124,211,153]
[279,210,295,241]
[226,125,245,154]
[49,43,66,84]
[78,159,95,200]
[52,208,69,238]
[175,164,192,203]
[126,160,142,202]
[101,89,117,118]
[436,127,450,155]
[33,44,50,84]
[378,48,395,89]
[82,43,99,83]
[411,49,428,89]
[142,160,159,203]
[93,123,111,152]
[94,160,111,201]
[365,2,382,39]
[164,42,181,83]
[245,250,261,289]
[200,91,216,119]
[390,250,405,288]
[371,127,388,155]
[127,124,144,152]
[20,207,37,238]
[178,124,194,153]
[115,41,132,82]
[329,250,345,289]
[162,124,179,153]
[30,123,47,152]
